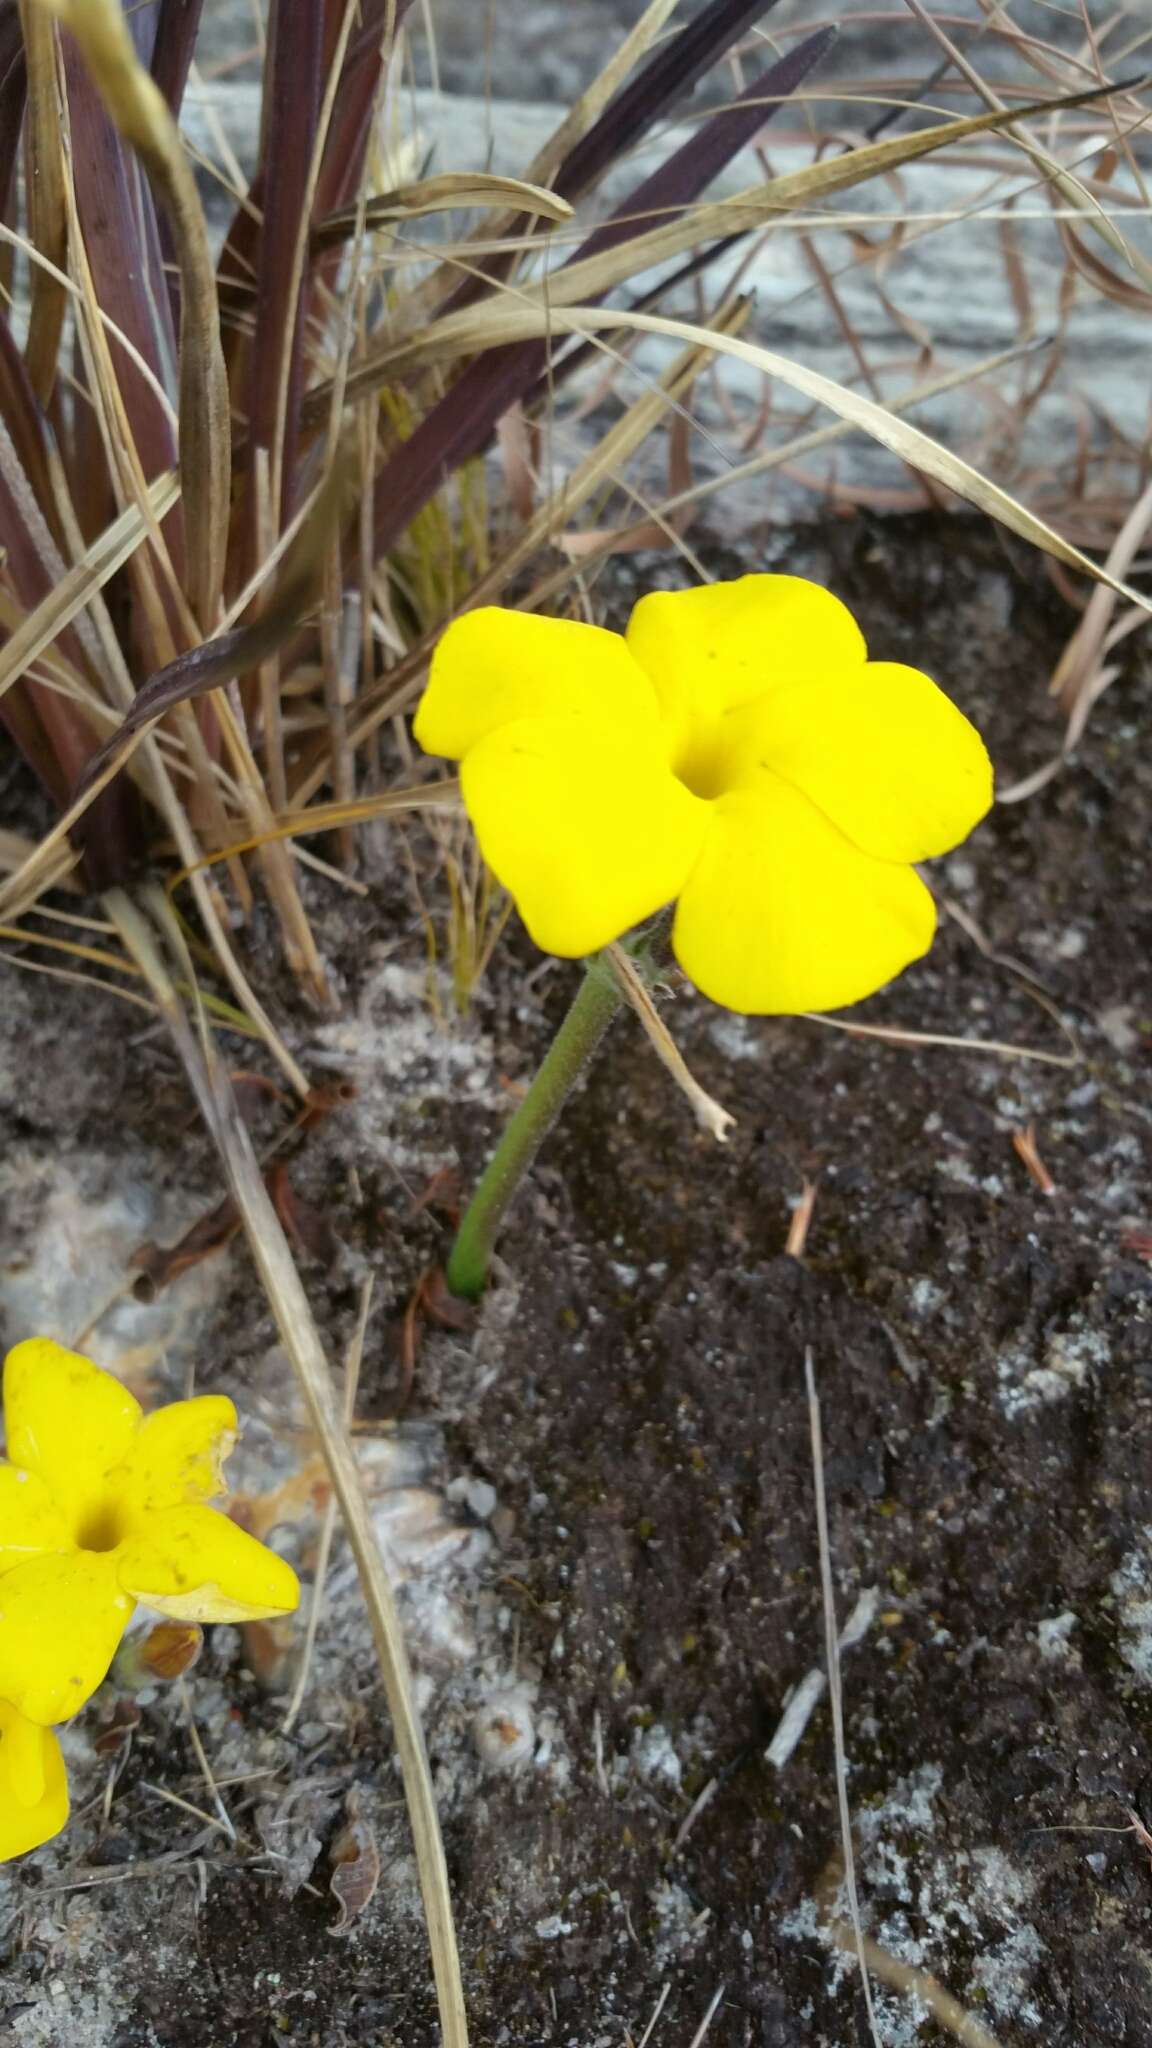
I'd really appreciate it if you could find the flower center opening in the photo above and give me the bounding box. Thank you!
[76,1500,125,1553]
[673,729,735,802]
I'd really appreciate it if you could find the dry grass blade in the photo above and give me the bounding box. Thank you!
[405,301,1152,609]
[0,829,75,890]
[662,77,1137,240]
[803,1011,1073,1066]
[328,77,1137,420]
[38,0,230,628]
[0,946,156,1011]
[0,917,139,979]
[458,300,751,613]
[551,340,1047,559]
[607,944,735,1141]
[633,1979,672,2048]
[282,1273,373,1733]
[686,1986,726,2047]
[0,218,179,422]
[317,173,574,244]
[998,477,1152,803]
[1050,476,1152,714]
[524,0,681,191]
[900,0,1151,285]
[359,30,827,561]
[804,1347,884,2048]
[74,449,354,810]
[0,471,180,705]
[18,1,68,400]
[165,781,460,884]
[106,886,470,2048]
[424,0,682,312]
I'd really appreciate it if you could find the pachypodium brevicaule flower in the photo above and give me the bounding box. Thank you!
[415,576,993,1012]
[0,1700,68,1860]
[0,1338,299,1856]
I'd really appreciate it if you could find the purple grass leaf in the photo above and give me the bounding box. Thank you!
[150,0,207,117]
[368,26,837,558]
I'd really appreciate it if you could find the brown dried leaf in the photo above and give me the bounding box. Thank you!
[92,1697,142,1757]
[131,1194,240,1297]
[231,1070,294,1120]
[242,1614,296,1691]
[146,1623,203,1680]
[408,1166,462,1225]
[329,1786,380,1935]
[131,1621,203,1683]
[268,1160,338,1264]
[397,1264,475,1414]
[298,1079,359,1131]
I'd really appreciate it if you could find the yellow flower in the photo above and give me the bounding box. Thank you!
[0,1699,68,1858]
[414,577,993,1013]
[0,1339,300,1726]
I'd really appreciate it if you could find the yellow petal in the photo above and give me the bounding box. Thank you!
[0,1702,68,1858]
[3,1339,141,1532]
[0,1465,72,1576]
[673,774,936,1014]
[3,1696,46,1806]
[117,1505,300,1623]
[461,714,710,957]
[729,660,992,861]
[0,1553,133,1724]
[626,575,866,780]
[108,1396,238,1526]
[415,607,664,762]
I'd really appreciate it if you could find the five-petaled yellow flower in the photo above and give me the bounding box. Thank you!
[415,577,993,1012]
[0,1699,68,1859]
[0,1339,299,1728]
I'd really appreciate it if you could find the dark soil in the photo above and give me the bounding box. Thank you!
[2,513,1152,2048]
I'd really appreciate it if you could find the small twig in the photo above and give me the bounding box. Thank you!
[592,1709,611,1799]
[633,1980,671,2048]
[785,1179,818,1259]
[671,1775,719,1853]
[140,1780,236,1839]
[765,1589,878,1770]
[178,1679,236,1842]
[825,1922,1007,2048]
[805,1348,884,2048]
[940,899,1082,1064]
[607,945,735,1141]
[1125,1805,1152,1870]
[1012,1122,1057,1195]
[42,1837,222,1891]
[686,1985,726,2048]
[282,1274,374,1733]
[803,1010,1075,1067]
